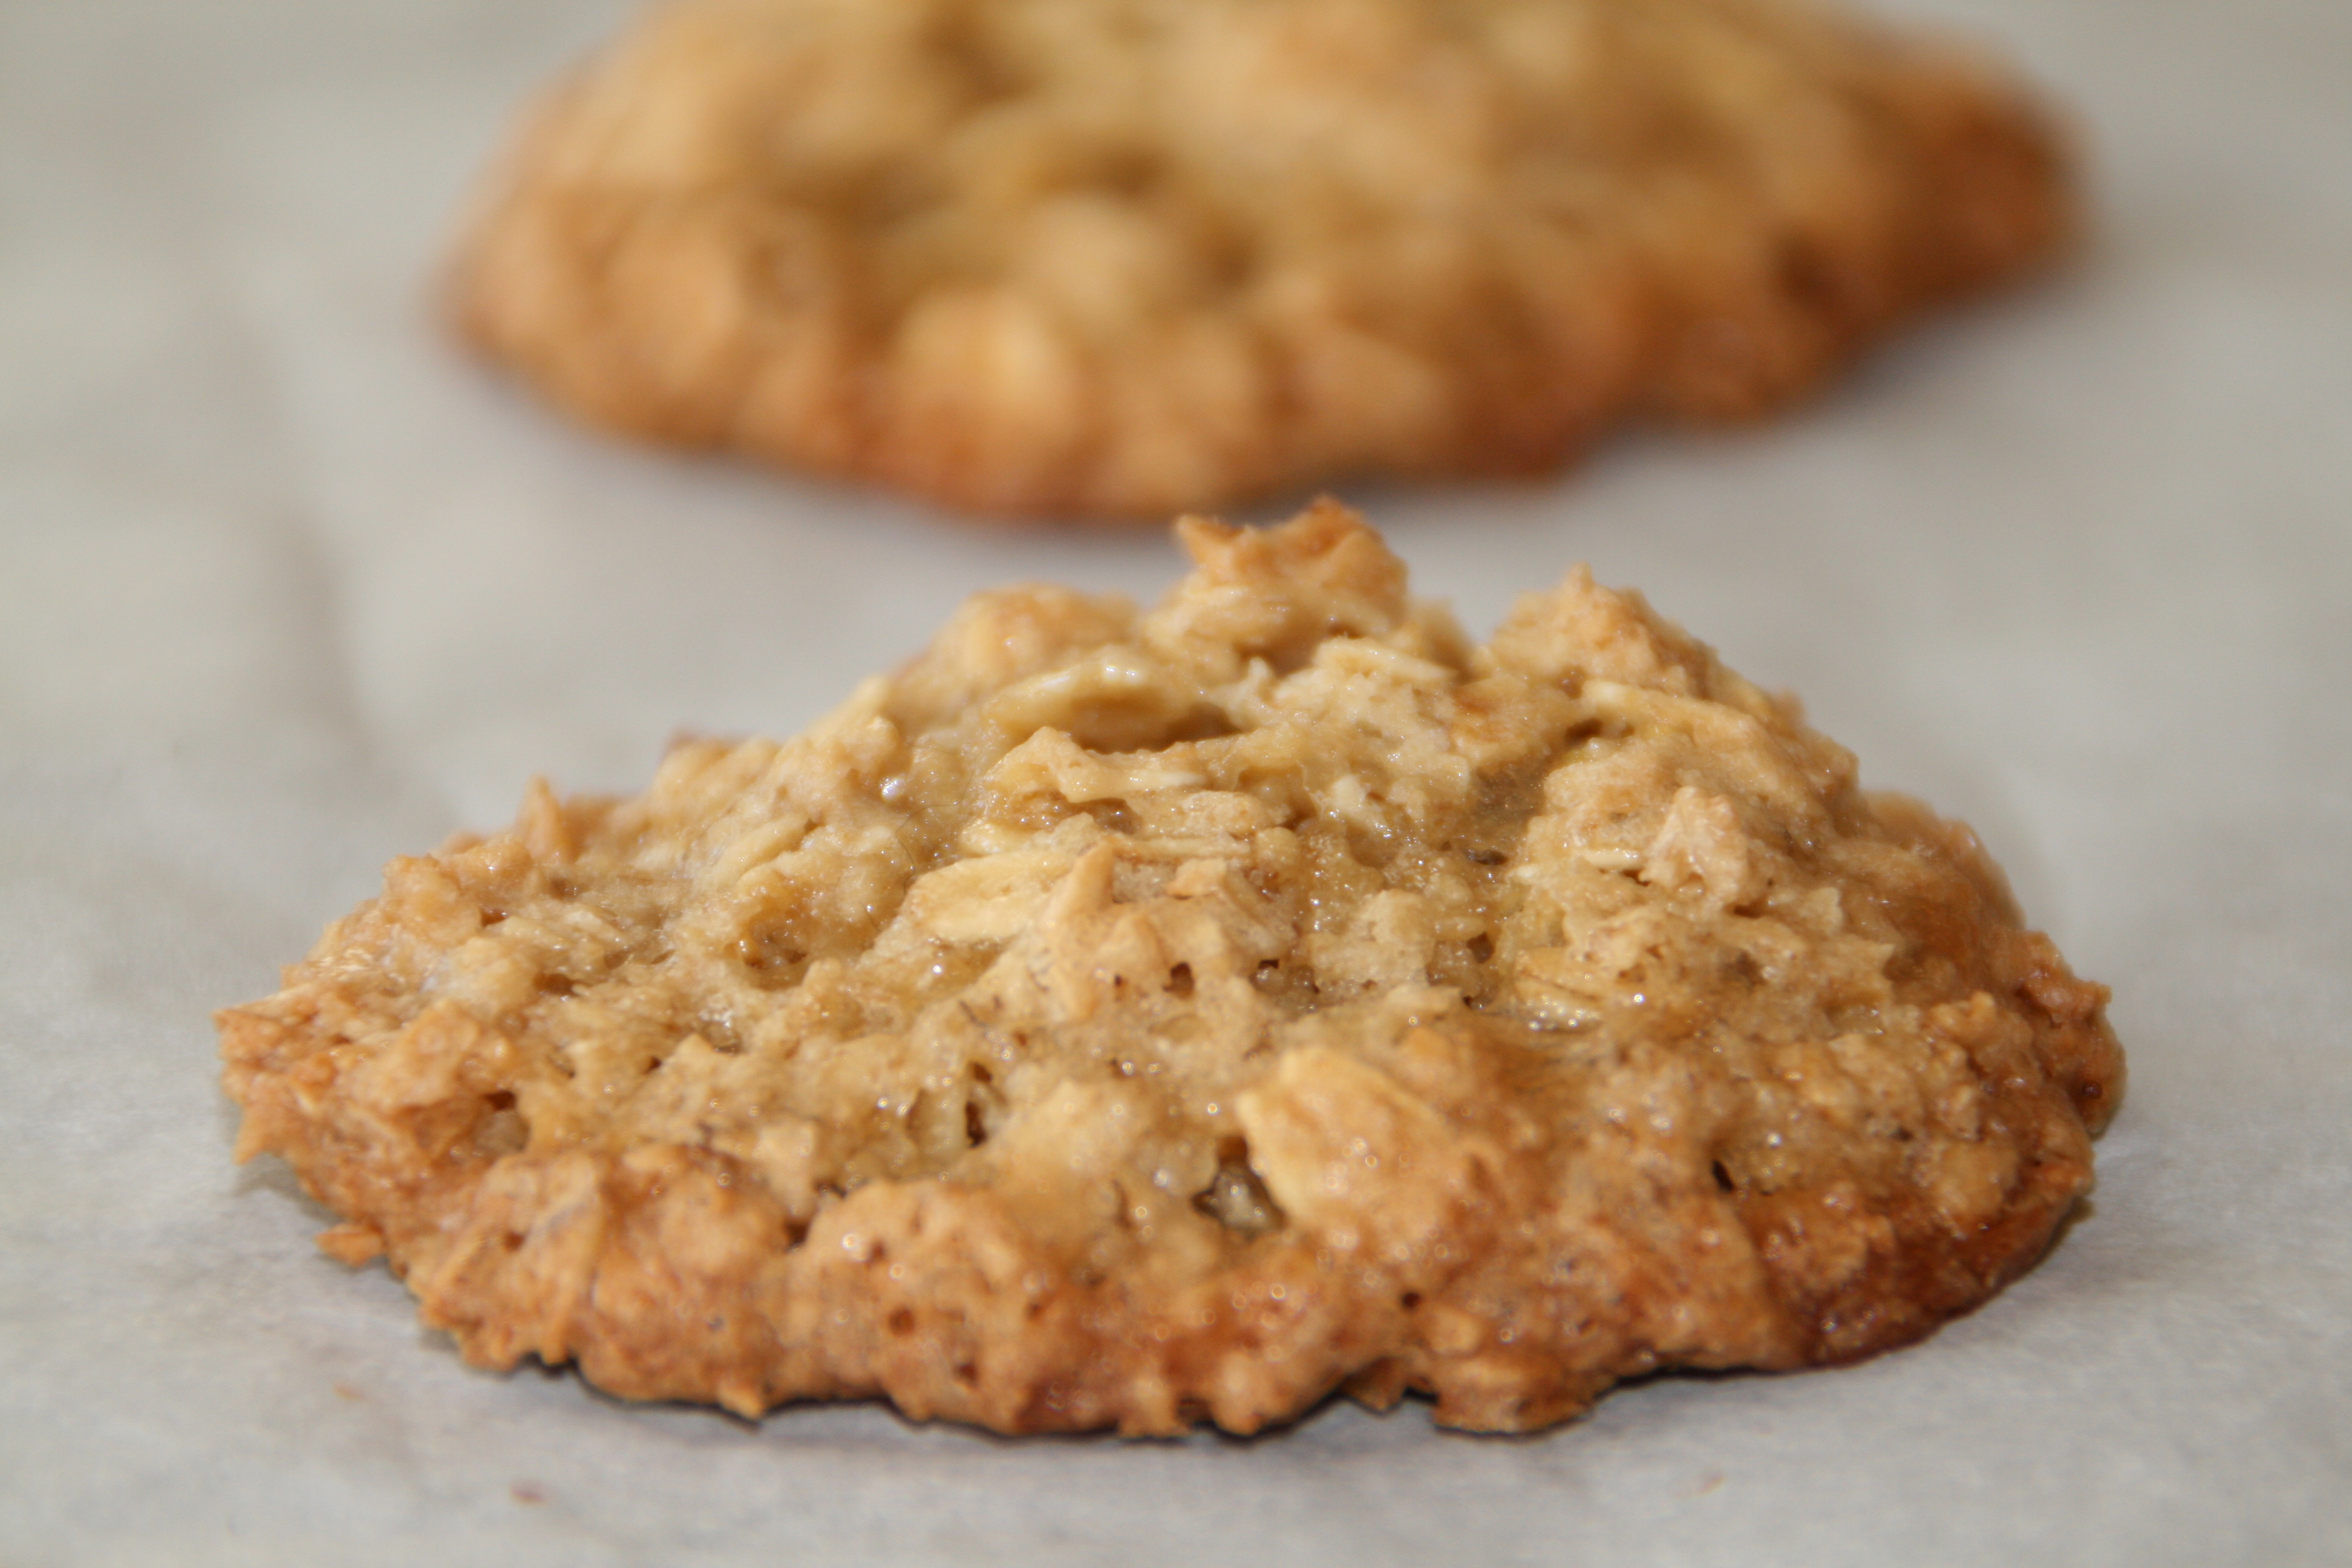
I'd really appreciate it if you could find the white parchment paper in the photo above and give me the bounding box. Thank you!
[3,1,2347,1561]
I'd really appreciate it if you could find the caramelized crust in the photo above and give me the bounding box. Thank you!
[451,0,2077,518]
[221,504,2120,1432]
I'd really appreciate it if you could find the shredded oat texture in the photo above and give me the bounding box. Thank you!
[221,504,2121,1434]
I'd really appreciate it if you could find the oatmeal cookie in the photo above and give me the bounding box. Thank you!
[220,503,2120,1433]
[452,0,2076,518]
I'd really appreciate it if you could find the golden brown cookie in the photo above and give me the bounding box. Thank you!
[451,0,2076,518]
[220,503,2120,1434]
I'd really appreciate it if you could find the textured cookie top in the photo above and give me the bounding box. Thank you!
[221,504,2119,1434]
[455,0,2074,517]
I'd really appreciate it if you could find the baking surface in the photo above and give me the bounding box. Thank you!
[2,0,2346,1561]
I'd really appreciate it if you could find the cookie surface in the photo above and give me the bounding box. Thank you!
[221,503,2120,1434]
[452,0,2075,518]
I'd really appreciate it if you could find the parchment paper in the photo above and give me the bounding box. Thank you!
[3,1,2347,1561]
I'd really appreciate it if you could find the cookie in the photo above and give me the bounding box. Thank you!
[451,0,2076,519]
[220,503,2120,1434]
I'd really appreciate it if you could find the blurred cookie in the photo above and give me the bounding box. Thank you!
[452,0,2076,518]
[220,503,2120,1432]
